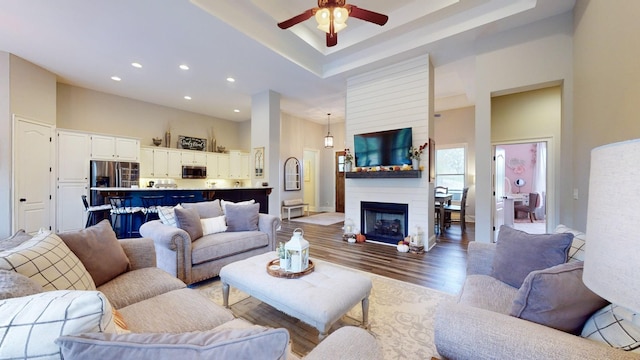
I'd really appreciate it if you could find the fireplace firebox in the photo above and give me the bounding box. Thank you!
[360,201,408,245]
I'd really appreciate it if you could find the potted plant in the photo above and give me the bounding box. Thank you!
[409,142,428,170]
[344,148,353,172]
[277,242,289,270]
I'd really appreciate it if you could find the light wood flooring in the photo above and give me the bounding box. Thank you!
[277,214,472,295]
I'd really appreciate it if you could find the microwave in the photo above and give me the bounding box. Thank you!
[182,166,207,179]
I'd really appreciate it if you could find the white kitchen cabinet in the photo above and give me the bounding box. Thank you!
[90,134,139,161]
[181,150,207,166]
[229,151,250,179]
[153,149,169,177]
[206,153,230,179]
[167,150,183,178]
[57,130,90,182]
[140,147,154,177]
[56,182,88,233]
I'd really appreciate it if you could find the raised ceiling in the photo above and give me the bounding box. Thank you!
[0,0,574,123]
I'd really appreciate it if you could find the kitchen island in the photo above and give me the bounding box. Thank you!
[90,187,273,236]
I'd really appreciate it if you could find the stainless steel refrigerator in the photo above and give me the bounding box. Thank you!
[90,160,140,206]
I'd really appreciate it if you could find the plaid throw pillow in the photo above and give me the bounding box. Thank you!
[582,304,640,352]
[554,224,586,262]
[158,204,183,227]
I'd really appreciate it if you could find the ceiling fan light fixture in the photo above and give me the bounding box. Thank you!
[315,7,348,34]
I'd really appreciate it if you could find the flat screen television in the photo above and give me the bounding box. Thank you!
[354,127,412,167]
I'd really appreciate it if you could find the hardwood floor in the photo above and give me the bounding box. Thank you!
[277,215,472,295]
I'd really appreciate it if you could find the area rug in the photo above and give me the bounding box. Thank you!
[290,212,344,226]
[196,268,454,359]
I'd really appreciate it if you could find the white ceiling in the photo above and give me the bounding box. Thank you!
[0,0,574,124]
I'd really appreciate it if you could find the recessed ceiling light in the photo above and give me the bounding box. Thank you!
[111,76,121,81]
[234,109,240,113]
[179,64,189,70]
[131,62,142,68]
[226,77,235,83]
[184,96,192,100]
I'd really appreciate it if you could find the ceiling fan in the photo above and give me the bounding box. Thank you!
[277,0,389,47]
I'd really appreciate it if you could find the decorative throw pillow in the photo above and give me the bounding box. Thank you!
[510,261,608,334]
[158,204,183,227]
[491,226,573,288]
[174,207,204,241]
[225,203,260,232]
[0,290,115,360]
[0,269,44,300]
[182,200,224,219]
[582,304,640,353]
[56,326,290,360]
[0,229,33,251]
[554,224,587,262]
[201,216,227,235]
[57,220,130,287]
[220,199,255,214]
[0,231,96,291]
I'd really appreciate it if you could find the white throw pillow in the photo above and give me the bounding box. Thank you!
[0,290,116,360]
[581,304,640,352]
[201,216,227,235]
[158,204,183,227]
[0,231,96,291]
[220,199,255,214]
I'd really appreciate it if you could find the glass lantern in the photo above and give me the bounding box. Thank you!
[343,218,356,241]
[285,228,309,272]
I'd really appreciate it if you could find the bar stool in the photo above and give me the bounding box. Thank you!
[109,196,143,238]
[170,194,195,206]
[141,195,164,222]
[81,195,111,228]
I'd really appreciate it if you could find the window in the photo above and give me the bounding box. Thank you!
[435,145,466,201]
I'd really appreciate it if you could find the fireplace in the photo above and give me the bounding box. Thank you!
[361,201,408,245]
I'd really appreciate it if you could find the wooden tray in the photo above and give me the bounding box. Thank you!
[266,259,314,279]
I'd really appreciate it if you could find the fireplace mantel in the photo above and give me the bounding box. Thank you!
[345,170,421,179]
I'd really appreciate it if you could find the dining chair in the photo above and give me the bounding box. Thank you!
[141,195,165,223]
[109,196,143,238]
[514,192,540,222]
[444,187,469,232]
[81,195,111,228]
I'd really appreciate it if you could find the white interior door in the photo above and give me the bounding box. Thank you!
[14,117,53,233]
[493,147,506,242]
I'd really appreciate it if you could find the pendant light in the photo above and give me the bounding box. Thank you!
[324,113,334,148]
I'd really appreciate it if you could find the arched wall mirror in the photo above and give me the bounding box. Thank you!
[284,157,301,191]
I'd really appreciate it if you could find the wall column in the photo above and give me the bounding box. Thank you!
[251,90,281,216]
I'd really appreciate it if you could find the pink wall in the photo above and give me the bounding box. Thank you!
[502,143,537,194]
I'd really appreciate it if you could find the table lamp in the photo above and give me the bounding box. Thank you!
[583,139,640,312]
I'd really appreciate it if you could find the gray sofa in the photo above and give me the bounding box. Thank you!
[434,241,640,360]
[0,226,381,359]
[139,200,281,285]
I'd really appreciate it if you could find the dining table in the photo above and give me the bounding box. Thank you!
[435,193,453,234]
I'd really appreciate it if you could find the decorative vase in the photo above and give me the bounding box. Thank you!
[345,161,352,172]
[412,158,419,170]
[279,257,289,270]
[165,130,171,148]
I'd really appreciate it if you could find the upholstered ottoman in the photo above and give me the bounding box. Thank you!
[219,252,372,339]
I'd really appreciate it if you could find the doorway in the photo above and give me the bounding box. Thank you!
[302,149,319,212]
[13,115,54,234]
[494,140,549,238]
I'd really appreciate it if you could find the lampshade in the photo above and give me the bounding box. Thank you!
[583,138,640,312]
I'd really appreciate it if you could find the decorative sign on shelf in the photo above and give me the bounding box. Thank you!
[177,135,207,151]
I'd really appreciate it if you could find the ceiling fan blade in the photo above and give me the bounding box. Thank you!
[277,9,315,29]
[326,32,338,47]
[347,5,389,26]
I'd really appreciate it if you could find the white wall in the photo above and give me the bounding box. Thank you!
[434,106,476,222]
[0,54,57,237]
[57,84,244,151]
[572,0,640,231]
[345,55,435,249]
[475,13,573,242]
